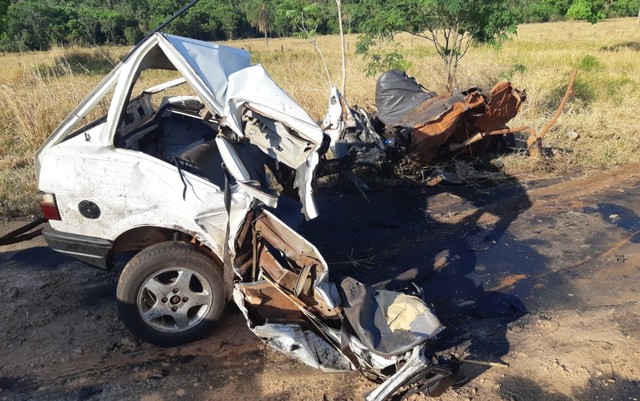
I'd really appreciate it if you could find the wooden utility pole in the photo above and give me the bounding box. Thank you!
[336,0,347,96]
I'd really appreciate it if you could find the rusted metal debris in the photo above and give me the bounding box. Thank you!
[323,70,577,178]
[322,72,528,185]
[377,72,526,164]
[381,69,578,163]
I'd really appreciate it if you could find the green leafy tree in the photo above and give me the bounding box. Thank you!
[543,0,574,15]
[172,2,237,41]
[0,1,75,50]
[273,0,305,36]
[516,0,565,23]
[341,1,359,33]
[75,6,103,44]
[566,0,607,22]
[621,0,639,24]
[517,0,639,23]
[608,0,640,17]
[125,0,155,34]
[564,0,640,24]
[356,0,519,90]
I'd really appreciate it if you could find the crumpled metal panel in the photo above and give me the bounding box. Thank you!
[387,81,525,164]
[468,82,526,133]
[38,32,323,231]
[399,90,485,164]
[163,34,251,104]
[238,281,306,323]
[233,211,460,400]
[40,136,235,258]
[225,65,324,150]
[255,323,353,372]
[232,289,352,372]
[254,211,341,317]
[393,92,470,129]
[366,347,434,401]
[243,109,314,170]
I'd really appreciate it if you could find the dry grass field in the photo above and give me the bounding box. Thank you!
[1,18,639,216]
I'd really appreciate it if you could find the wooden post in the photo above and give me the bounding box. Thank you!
[336,0,347,96]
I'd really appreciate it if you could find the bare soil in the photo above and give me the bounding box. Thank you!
[1,165,639,401]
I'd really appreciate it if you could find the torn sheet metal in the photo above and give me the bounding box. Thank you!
[225,65,324,150]
[467,82,526,133]
[319,77,525,189]
[256,323,353,372]
[232,211,458,400]
[373,71,526,165]
[321,87,386,168]
[162,34,251,105]
[395,90,485,164]
[253,210,340,311]
[316,80,528,202]
[365,347,458,401]
[234,274,458,400]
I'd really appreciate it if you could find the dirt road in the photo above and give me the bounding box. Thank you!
[1,166,639,401]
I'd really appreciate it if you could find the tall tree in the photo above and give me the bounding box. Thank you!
[357,0,519,90]
[282,1,335,86]
[245,0,273,43]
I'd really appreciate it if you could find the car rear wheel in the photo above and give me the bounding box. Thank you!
[116,241,225,346]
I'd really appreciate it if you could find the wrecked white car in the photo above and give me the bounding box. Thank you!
[35,33,458,399]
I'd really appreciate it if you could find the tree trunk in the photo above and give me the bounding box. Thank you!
[336,0,347,95]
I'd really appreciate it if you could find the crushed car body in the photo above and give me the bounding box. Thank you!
[322,70,526,171]
[35,33,458,399]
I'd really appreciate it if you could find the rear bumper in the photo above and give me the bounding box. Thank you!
[43,227,113,269]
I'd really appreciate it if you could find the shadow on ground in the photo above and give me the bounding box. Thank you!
[302,174,545,383]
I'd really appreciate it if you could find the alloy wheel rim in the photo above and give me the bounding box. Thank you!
[137,267,213,333]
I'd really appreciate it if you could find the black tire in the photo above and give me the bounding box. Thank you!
[116,241,225,347]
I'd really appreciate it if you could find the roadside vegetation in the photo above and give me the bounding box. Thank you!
[0,0,638,51]
[1,18,639,217]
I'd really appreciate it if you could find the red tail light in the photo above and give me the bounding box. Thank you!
[39,192,61,221]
